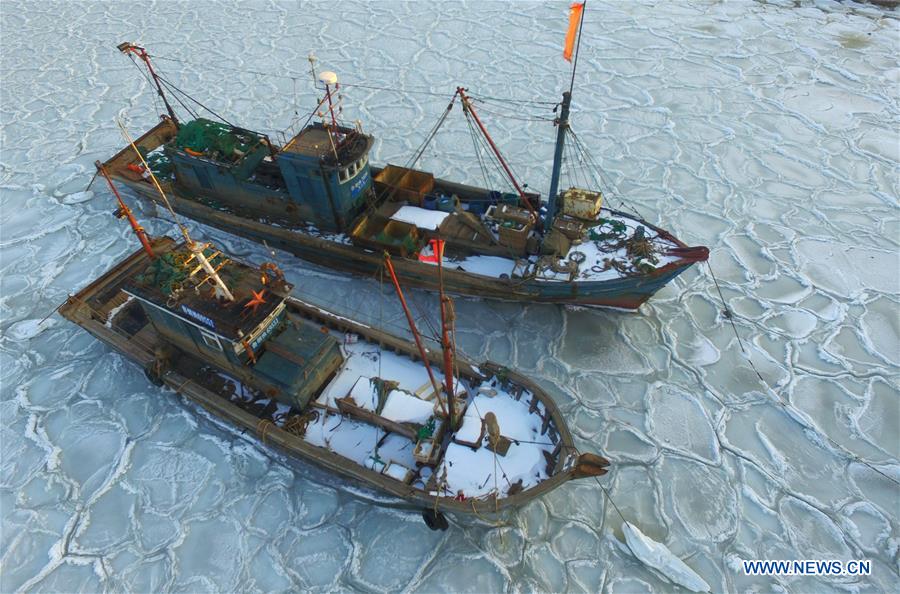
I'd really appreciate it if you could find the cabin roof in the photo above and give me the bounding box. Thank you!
[283,122,373,166]
[283,124,334,158]
[123,242,287,340]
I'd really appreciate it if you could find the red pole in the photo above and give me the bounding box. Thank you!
[96,162,155,259]
[457,87,538,221]
[324,84,340,133]
[383,253,448,418]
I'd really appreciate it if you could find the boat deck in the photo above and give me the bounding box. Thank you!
[59,238,585,514]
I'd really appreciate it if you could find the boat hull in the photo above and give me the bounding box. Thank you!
[59,239,584,517]
[101,119,703,310]
[119,178,696,310]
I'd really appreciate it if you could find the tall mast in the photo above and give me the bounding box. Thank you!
[547,2,587,223]
[318,71,342,154]
[546,92,571,223]
[118,43,180,127]
[457,88,539,223]
[383,253,448,419]
[96,161,155,259]
[436,240,455,428]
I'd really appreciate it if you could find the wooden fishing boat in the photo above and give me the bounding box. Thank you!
[96,6,707,311]
[59,235,609,527]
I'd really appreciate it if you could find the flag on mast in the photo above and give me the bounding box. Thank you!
[564,2,585,62]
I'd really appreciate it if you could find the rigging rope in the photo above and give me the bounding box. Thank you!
[567,127,645,219]
[405,96,456,169]
[127,55,163,117]
[469,99,556,123]
[464,108,492,190]
[154,72,236,127]
[705,261,900,487]
[149,53,556,107]
[466,93,558,108]
[157,76,200,120]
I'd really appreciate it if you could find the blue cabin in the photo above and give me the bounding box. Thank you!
[164,118,374,232]
[122,244,344,410]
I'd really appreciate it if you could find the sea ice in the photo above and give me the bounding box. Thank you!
[3,0,899,591]
[621,522,711,593]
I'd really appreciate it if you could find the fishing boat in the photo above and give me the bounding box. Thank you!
[60,145,610,529]
[96,4,707,310]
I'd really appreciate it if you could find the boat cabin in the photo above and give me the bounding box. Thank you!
[278,122,374,230]
[122,242,344,410]
[163,117,374,232]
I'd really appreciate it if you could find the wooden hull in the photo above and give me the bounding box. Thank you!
[59,239,586,517]
[102,120,704,310]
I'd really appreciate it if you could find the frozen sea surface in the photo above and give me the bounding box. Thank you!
[2,1,899,592]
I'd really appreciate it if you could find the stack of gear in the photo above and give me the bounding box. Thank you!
[174,118,255,162]
[134,251,191,295]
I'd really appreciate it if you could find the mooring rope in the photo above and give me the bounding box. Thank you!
[705,261,900,487]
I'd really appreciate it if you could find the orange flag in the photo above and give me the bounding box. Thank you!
[418,239,445,264]
[563,2,585,62]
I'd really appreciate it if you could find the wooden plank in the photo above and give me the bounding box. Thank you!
[335,397,418,440]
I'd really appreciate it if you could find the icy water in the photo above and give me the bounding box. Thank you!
[1,1,898,592]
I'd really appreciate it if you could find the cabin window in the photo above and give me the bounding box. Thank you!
[339,167,350,183]
[200,330,221,351]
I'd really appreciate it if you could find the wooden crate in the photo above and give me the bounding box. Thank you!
[374,165,434,205]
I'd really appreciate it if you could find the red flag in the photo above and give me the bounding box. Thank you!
[418,239,445,264]
[564,3,584,62]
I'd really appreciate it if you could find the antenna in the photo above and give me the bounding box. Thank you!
[116,117,235,302]
[307,53,318,87]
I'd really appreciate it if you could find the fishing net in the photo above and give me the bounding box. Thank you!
[135,251,191,295]
[146,151,174,178]
[374,230,418,254]
[174,118,254,158]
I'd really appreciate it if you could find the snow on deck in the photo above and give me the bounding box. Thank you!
[438,383,554,499]
[316,342,446,408]
[304,413,382,466]
[391,205,450,230]
[559,212,682,282]
[380,389,435,424]
[301,336,556,499]
[448,255,516,278]
[418,209,683,282]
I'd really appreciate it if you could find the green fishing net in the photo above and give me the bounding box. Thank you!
[135,251,190,295]
[174,118,253,158]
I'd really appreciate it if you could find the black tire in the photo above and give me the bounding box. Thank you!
[422,508,449,531]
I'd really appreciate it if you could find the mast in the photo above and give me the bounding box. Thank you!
[96,161,155,259]
[118,43,180,127]
[436,240,455,428]
[318,71,342,154]
[457,88,539,223]
[546,91,571,221]
[547,1,586,223]
[383,253,449,418]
